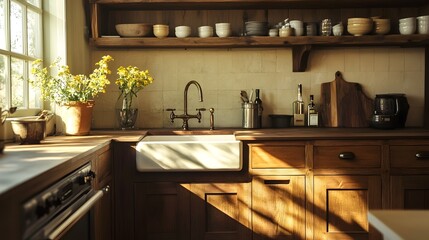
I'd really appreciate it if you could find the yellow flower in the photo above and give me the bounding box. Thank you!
[30,55,114,105]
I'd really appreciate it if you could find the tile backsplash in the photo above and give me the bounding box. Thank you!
[91,47,425,129]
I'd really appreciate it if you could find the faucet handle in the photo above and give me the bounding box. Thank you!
[166,108,176,123]
[196,108,206,112]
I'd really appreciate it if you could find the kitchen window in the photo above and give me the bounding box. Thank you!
[0,0,42,109]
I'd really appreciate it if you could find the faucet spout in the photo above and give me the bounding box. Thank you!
[184,80,203,115]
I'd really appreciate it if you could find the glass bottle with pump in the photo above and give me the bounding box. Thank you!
[254,89,263,128]
[307,95,319,127]
[293,84,305,126]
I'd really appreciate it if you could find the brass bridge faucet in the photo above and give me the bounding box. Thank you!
[166,80,205,130]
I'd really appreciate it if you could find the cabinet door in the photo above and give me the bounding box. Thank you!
[190,183,251,240]
[314,176,382,240]
[391,175,429,209]
[252,176,306,240]
[134,182,191,240]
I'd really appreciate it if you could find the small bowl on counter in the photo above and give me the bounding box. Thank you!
[115,23,152,37]
[11,118,46,144]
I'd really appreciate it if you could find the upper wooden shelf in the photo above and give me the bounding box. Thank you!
[91,34,429,48]
[91,0,429,10]
[91,35,429,72]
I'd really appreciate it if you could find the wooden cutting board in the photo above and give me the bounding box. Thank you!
[320,71,374,127]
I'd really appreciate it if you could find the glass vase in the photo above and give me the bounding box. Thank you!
[115,94,138,130]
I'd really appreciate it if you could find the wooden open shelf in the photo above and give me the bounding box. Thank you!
[91,34,429,71]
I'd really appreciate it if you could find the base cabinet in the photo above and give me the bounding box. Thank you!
[134,182,191,240]
[391,175,429,209]
[314,175,382,240]
[134,182,251,240]
[252,176,306,240]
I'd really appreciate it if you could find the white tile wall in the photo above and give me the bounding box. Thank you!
[91,47,425,129]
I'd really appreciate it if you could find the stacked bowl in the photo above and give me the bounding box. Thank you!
[245,21,268,36]
[198,26,213,38]
[347,18,373,36]
[373,18,390,35]
[417,15,429,34]
[175,25,191,38]
[399,17,416,35]
[215,23,231,37]
[153,24,169,38]
[289,20,304,36]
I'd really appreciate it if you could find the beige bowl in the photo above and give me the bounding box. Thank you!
[115,23,152,37]
[373,19,390,34]
[153,24,169,38]
[11,119,46,144]
[347,22,372,36]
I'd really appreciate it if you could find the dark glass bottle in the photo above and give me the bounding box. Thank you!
[254,89,263,128]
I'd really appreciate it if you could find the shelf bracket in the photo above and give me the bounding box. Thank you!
[292,45,312,72]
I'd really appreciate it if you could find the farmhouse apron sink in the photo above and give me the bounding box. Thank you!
[136,134,241,172]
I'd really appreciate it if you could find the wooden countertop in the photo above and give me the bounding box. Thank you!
[1,128,428,197]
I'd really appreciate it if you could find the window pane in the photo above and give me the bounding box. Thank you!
[28,61,40,108]
[27,9,41,58]
[0,0,5,50]
[26,0,40,8]
[0,55,7,107]
[11,57,24,107]
[11,1,24,54]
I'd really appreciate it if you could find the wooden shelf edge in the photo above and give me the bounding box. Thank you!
[91,35,429,48]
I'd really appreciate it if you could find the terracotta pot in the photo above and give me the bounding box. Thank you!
[62,101,94,136]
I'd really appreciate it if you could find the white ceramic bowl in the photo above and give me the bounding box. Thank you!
[399,17,416,25]
[216,29,231,37]
[269,28,278,37]
[215,22,230,29]
[399,24,416,35]
[332,24,344,36]
[198,26,214,38]
[290,20,304,29]
[294,27,305,36]
[175,26,191,38]
[115,23,152,37]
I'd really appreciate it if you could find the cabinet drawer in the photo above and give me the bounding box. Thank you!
[390,145,429,168]
[249,143,305,169]
[314,145,381,168]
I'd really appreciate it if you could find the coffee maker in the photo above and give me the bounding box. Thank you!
[370,94,409,129]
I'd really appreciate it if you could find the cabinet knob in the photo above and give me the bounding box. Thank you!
[338,152,355,160]
[415,152,429,159]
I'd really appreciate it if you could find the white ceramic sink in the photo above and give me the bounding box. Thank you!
[136,134,241,172]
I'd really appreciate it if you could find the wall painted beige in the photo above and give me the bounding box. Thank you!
[90,47,425,129]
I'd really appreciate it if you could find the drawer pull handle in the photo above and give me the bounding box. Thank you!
[415,152,429,159]
[338,152,355,160]
[264,180,290,185]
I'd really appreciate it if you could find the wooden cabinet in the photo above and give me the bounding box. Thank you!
[314,175,382,240]
[133,182,250,240]
[252,176,306,240]
[390,140,429,209]
[190,183,251,240]
[134,182,191,240]
[93,146,114,240]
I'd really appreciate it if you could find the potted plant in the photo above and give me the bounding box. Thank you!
[115,65,154,129]
[31,55,114,135]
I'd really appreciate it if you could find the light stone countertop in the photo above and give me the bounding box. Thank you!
[0,132,144,196]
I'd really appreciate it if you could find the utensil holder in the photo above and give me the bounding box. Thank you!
[242,103,257,128]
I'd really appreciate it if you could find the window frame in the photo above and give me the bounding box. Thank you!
[0,0,43,109]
